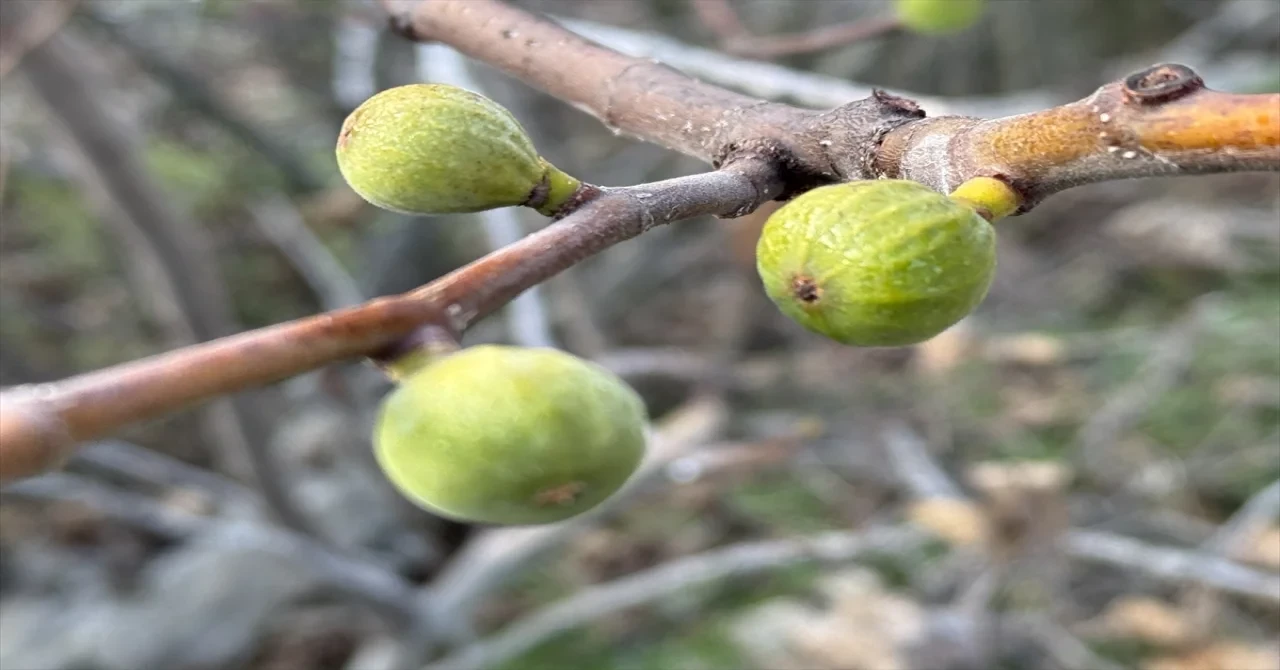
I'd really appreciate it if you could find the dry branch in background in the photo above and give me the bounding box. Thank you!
[0,472,421,624]
[10,8,319,536]
[1,0,1277,483]
[428,527,930,670]
[78,8,327,195]
[691,0,901,59]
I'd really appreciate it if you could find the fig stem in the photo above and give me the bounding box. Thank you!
[947,176,1020,222]
[533,162,584,217]
[377,325,462,382]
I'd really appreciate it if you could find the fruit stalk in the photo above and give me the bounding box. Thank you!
[948,176,1021,222]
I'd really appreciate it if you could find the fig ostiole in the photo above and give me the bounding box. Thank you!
[894,0,985,35]
[756,180,997,348]
[336,84,581,216]
[374,345,648,526]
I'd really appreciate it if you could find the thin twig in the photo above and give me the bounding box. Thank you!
[722,16,901,60]
[0,162,776,481]
[248,195,365,311]
[1204,480,1280,557]
[1013,613,1128,670]
[688,0,745,42]
[1076,296,1215,485]
[691,0,900,58]
[332,0,382,110]
[78,7,327,194]
[882,420,964,500]
[427,527,929,670]
[1062,529,1280,605]
[0,0,78,79]
[558,17,1048,117]
[73,439,260,511]
[417,42,556,349]
[0,473,422,624]
[13,17,319,536]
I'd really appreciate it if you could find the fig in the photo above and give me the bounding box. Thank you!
[756,180,996,347]
[374,345,648,526]
[336,84,580,216]
[895,0,985,35]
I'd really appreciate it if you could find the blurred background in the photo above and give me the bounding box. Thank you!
[0,0,1277,669]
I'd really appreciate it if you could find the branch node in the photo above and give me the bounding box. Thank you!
[370,323,462,381]
[549,183,605,221]
[808,91,926,183]
[1123,63,1204,106]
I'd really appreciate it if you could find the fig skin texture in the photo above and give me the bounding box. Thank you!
[374,345,648,526]
[895,0,985,34]
[336,84,573,215]
[756,180,996,347]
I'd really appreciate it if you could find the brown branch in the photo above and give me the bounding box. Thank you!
[0,163,777,482]
[875,64,1280,208]
[0,0,78,79]
[77,8,327,195]
[1,473,422,624]
[394,1,1277,202]
[391,0,803,167]
[13,15,320,535]
[3,0,1277,483]
[688,0,746,42]
[691,0,900,59]
[428,526,930,670]
[721,16,901,59]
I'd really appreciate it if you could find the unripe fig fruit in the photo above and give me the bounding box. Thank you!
[336,84,580,216]
[756,180,996,347]
[374,345,648,526]
[895,0,984,35]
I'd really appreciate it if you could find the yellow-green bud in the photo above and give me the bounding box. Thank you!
[336,84,580,216]
[374,345,648,526]
[756,180,996,347]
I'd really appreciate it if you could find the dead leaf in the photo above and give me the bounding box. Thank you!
[983,332,1067,366]
[1099,596,1196,648]
[967,460,1073,501]
[906,497,990,547]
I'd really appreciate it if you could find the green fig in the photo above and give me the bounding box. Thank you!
[374,345,648,526]
[756,180,996,347]
[895,0,985,35]
[336,84,580,216]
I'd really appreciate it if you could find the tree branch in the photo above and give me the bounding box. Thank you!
[427,526,929,670]
[0,473,422,624]
[557,17,1050,117]
[78,7,327,195]
[393,1,1278,204]
[691,0,902,61]
[0,162,776,481]
[876,64,1280,207]
[1063,529,1280,605]
[2,0,1276,483]
[13,14,320,535]
[392,0,800,166]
